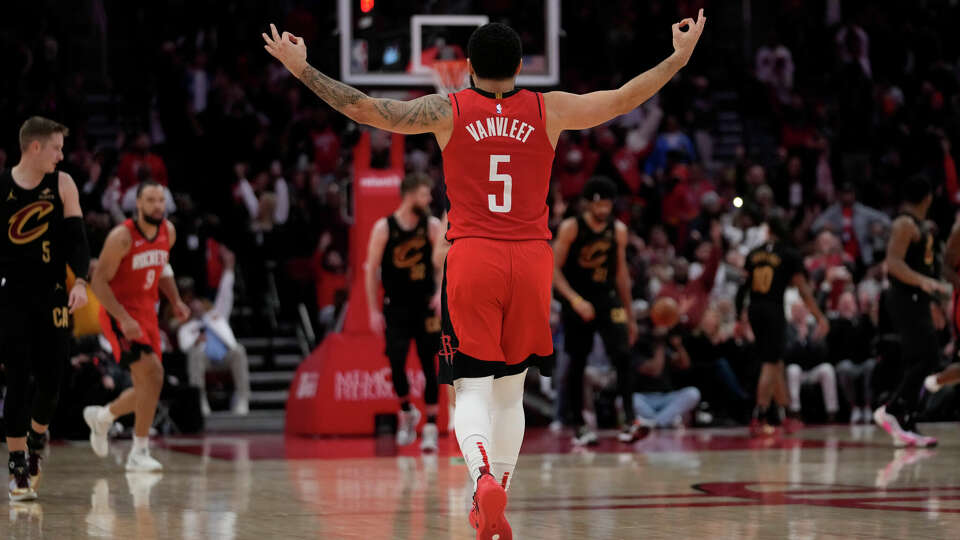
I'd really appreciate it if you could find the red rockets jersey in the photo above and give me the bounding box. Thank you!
[442,87,555,241]
[108,219,170,317]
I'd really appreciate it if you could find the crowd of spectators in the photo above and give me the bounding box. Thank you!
[3,0,960,432]
[546,0,960,429]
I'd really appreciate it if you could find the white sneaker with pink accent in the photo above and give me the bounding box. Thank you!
[873,406,935,448]
[903,429,938,448]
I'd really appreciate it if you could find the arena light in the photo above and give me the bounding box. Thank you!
[360,0,374,13]
[733,196,743,208]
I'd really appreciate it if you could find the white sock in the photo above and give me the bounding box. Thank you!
[97,406,117,424]
[132,436,149,453]
[491,370,527,492]
[454,376,494,489]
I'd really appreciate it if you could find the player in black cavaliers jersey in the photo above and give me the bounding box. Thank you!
[737,217,827,437]
[554,177,646,446]
[1,117,91,500]
[364,173,442,451]
[874,175,949,447]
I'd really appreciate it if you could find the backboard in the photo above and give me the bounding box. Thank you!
[338,0,560,87]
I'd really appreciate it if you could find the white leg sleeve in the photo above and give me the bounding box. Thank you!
[490,369,527,491]
[453,376,495,489]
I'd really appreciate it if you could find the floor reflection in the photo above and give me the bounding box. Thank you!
[4,425,960,539]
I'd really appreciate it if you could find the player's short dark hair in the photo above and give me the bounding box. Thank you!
[764,215,789,241]
[583,176,618,202]
[467,23,522,80]
[19,116,69,151]
[400,173,434,195]
[136,179,164,198]
[902,174,932,204]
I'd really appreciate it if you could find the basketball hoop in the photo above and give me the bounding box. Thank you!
[429,60,471,95]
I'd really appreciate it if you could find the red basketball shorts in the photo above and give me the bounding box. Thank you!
[99,306,162,366]
[438,237,555,383]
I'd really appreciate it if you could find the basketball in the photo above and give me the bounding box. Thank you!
[651,296,680,328]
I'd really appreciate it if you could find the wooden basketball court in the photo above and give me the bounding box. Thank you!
[4,424,960,538]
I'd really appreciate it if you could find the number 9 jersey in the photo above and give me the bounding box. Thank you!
[442,87,554,241]
[99,218,169,362]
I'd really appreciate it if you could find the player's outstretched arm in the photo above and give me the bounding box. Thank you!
[543,9,705,141]
[364,218,389,334]
[887,216,948,294]
[92,225,135,324]
[59,172,90,312]
[792,273,829,339]
[614,221,637,344]
[158,222,190,321]
[552,218,581,305]
[262,24,453,139]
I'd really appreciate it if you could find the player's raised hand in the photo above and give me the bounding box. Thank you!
[68,281,89,314]
[262,23,308,75]
[671,8,706,66]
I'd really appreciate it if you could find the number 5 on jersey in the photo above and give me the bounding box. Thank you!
[488,155,512,213]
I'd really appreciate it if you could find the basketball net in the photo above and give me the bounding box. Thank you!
[429,60,471,95]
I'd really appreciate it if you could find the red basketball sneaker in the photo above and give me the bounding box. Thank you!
[469,471,512,540]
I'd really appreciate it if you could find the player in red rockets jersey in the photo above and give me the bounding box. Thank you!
[85,180,190,472]
[443,88,553,242]
[264,11,705,538]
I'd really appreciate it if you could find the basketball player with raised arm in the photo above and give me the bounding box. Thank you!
[84,180,191,471]
[364,173,443,451]
[264,11,705,538]
[1,117,91,500]
[873,175,949,447]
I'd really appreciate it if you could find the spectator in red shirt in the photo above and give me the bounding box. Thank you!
[662,165,701,248]
[555,146,595,201]
[310,109,340,177]
[805,230,854,280]
[116,132,169,192]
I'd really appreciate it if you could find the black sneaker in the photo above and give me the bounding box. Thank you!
[8,457,36,502]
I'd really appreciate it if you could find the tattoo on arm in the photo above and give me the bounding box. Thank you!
[299,64,450,131]
[373,94,452,128]
[300,65,367,109]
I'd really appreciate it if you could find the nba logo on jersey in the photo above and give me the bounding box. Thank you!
[496,103,502,114]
